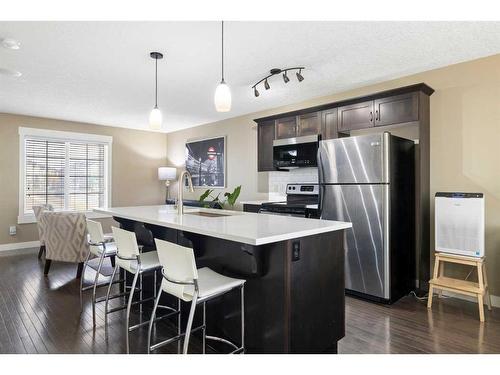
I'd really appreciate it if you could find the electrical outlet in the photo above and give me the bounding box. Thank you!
[9,225,16,236]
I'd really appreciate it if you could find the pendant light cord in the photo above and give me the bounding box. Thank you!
[155,57,158,108]
[221,20,225,83]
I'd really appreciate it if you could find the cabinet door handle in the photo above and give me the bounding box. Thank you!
[369,111,373,122]
[375,110,379,121]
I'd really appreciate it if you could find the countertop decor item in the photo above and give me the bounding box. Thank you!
[185,136,225,188]
[158,166,177,201]
[149,51,164,130]
[252,67,305,97]
[214,21,231,112]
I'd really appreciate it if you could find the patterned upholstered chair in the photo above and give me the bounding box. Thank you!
[33,204,54,259]
[40,212,89,278]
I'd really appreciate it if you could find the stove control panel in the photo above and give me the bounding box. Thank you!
[287,184,319,195]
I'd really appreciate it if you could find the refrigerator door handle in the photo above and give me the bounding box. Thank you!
[318,184,326,218]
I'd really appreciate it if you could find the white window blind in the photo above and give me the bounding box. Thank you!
[25,139,66,211]
[20,127,112,222]
[68,142,106,211]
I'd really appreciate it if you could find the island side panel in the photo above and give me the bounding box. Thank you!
[288,230,345,353]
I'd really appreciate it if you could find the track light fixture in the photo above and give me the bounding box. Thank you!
[283,71,290,83]
[296,69,304,82]
[251,67,305,97]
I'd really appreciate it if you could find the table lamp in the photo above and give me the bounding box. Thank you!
[158,167,177,202]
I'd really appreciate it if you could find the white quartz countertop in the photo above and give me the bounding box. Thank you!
[95,205,351,246]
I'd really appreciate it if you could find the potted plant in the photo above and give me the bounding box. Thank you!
[198,185,241,209]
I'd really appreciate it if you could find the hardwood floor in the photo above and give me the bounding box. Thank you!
[0,249,499,354]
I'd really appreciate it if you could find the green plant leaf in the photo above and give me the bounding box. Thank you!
[226,185,241,206]
[199,189,213,202]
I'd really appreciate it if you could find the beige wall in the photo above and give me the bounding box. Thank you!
[0,113,168,245]
[167,53,500,296]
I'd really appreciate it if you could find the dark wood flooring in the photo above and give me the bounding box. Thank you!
[0,249,499,354]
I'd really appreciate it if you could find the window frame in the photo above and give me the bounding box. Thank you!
[18,127,113,224]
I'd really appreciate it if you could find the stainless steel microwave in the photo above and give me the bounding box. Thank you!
[273,135,320,169]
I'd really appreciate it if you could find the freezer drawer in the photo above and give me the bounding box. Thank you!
[318,133,388,184]
[320,184,389,299]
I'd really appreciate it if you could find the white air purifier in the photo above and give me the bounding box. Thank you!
[435,193,485,258]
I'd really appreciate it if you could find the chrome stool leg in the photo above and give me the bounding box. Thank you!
[202,302,206,354]
[183,293,198,354]
[104,264,119,326]
[92,253,106,327]
[79,249,92,311]
[147,285,163,354]
[139,273,143,315]
[125,271,140,354]
[177,298,181,354]
[241,285,245,353]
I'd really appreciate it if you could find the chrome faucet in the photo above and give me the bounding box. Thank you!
[177,170,194,215]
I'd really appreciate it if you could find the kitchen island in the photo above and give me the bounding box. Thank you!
[95,205,351,353]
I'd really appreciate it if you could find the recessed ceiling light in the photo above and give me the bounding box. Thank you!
[0,68,22,77]
[1,38,21,50]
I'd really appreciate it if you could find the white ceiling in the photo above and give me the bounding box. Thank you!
[1,21,500,133]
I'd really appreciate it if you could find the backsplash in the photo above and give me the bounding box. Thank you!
[268,168,318,196]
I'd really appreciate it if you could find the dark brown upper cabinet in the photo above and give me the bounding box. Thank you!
[275,116,297,139]
[257,120,276,172]
[337,100,374,132]
[297,112,321,137]
[321,108,338,140]
[374,92,419,127]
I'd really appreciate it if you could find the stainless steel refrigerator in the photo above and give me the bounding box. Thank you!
[318,132,415,303]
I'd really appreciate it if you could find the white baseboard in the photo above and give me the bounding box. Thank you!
[0,240,40,252]
[441,290,500,308]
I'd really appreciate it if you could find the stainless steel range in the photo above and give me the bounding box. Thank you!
[259,184,319,218]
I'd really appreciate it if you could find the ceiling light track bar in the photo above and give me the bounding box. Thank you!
[251,67,305,89]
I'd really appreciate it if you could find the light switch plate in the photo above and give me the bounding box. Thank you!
[9,225,16,236]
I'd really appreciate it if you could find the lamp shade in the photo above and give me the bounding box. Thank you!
[214,81,232,112]
[158,167,177,181]
[149,107,162,130]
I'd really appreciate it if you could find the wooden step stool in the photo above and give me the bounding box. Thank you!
[427,253,492,322]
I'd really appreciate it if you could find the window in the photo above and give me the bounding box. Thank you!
[19,127,112,224]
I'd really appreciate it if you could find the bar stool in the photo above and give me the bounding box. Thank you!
[81,220,120,327]
[105,227,176,354]
[148,238,246,354]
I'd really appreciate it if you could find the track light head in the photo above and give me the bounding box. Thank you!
[283,72,290,83]
[264,79,270,90]
[254,87,260,97]
[296,69,304,82]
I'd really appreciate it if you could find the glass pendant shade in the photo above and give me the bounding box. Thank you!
[149,106,162,130]
[214,81,232,112]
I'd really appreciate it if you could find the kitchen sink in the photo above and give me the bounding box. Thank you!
[185,211,232,218]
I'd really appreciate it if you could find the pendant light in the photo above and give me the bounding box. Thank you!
[214,21,231,112]
[149,51,163,130]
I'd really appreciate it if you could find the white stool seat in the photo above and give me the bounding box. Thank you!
[90,242,117,257]
[103,233,114,242]
[119,251,161,274]
[170,267,245,302]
